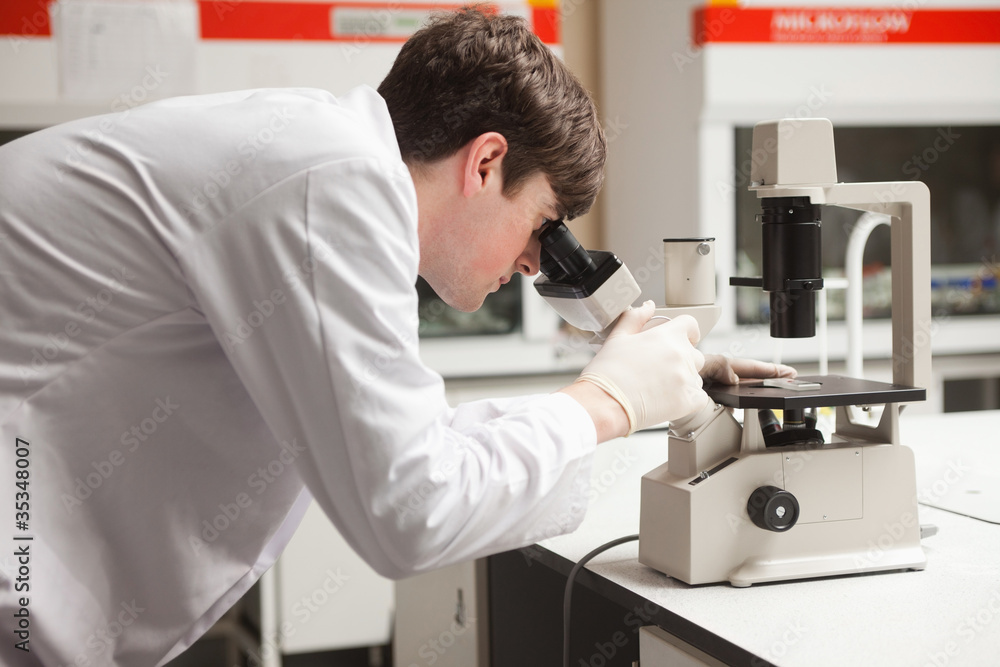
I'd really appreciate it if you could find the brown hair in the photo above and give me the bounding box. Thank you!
[377,7,605,221]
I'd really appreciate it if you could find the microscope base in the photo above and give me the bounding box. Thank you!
[727,542,926,588]
[639,441,927,587]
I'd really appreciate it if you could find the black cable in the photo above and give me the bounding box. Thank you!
[918,502,999,526]
[562,534,640,667]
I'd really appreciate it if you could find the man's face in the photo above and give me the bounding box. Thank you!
[423,171,559,312]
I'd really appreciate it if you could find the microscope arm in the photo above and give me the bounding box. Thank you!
[751,181,932,392]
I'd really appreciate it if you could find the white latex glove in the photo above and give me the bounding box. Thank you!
[700,354,798,387]
[576,301,710,436]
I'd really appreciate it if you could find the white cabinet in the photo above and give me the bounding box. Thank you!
[393,560,490,667]
[639,625,724,667]
[264,502,394,661]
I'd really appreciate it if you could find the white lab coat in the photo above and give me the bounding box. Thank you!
[0,86,596,666]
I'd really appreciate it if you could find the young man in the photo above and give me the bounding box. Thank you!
[0,8,791,665]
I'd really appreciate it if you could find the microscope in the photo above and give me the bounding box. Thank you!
[536,118,930,586]
[533,224,721,341]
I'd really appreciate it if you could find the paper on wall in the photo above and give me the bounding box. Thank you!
[51,0,198,103]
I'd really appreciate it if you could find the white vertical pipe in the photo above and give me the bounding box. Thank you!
[261,568,281,667]
[845,212,891,379]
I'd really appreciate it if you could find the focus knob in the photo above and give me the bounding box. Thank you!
[747,486,799,532]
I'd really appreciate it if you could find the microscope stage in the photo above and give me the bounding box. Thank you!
[707,374,925,409]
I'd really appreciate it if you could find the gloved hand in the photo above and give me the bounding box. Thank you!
[700,355,797,388]
[575,301,710,436]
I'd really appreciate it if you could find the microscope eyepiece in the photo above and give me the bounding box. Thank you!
[538,220,597,283]
[532,221,641,332]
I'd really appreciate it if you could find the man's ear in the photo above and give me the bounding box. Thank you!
[462,132,508,198]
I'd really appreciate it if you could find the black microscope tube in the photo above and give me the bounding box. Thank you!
[761,197,822,338]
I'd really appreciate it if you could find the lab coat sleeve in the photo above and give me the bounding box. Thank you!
[177,158,597,578]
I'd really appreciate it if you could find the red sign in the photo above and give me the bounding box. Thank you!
[0,0,559,44]
[694,6,1000,45]
[0,0,51,38]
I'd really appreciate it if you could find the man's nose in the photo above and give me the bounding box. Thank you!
[516,236,541,276]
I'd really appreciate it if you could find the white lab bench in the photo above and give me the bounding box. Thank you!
[484,410,1000,666]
